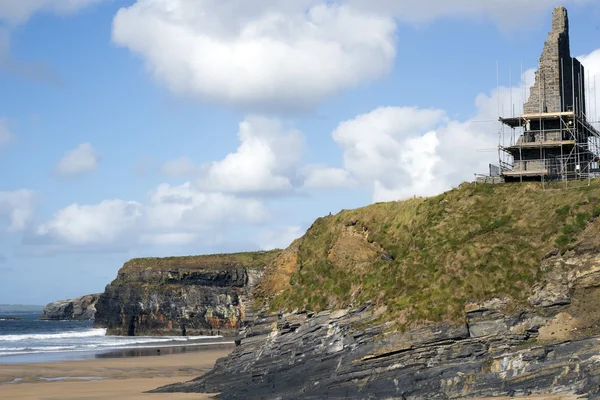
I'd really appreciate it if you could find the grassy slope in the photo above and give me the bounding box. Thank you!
[263,181,600,328]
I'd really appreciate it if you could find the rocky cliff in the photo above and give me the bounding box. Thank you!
[94,251,280,336]
[155,237,600,399]
[40,294,100,321]
[152,181,600,399]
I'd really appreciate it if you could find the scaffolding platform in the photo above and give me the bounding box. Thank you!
[502,170,549,177]
[500,112,576,128]
[503,140,576,150]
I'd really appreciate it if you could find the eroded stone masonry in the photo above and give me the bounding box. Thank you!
[524,6,586,115]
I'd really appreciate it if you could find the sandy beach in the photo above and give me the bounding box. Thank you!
[0,345,234,400]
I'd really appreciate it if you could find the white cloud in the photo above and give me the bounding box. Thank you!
[302,165,356,190]
[258,225,304,250]
[0,117,13,147]
[54,143,100,177]
[0,0,104,25]
[110,0,598,112]
[112,0,396,111]
[36,200,142,245]
[0,190,35,232]
[145,182,267,230]
[31,182,268,251]
[197,116,304,194]
[331,107,450,202]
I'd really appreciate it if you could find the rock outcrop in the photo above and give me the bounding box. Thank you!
[39,294,100,321]
[94,252,280,336]
[154,237,600,399]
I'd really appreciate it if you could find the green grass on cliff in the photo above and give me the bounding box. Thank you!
[122,250,282,272]
[266,181,600,328]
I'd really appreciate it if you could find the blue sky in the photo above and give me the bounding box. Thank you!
[1,0,600,305]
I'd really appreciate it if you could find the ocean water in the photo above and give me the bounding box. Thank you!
[0,313,226,364]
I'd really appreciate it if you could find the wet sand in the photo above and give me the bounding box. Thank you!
[0,345,234,399]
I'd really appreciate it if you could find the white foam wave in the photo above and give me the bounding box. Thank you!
[0,328,107,342]
[0,340,234,357]
[0,345,78,352]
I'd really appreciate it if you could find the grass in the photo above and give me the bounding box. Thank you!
[264,180,600,329]
[121,250,282,273]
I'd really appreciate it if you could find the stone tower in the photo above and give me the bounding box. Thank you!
[523,6,586,115]
[489,5,600,184]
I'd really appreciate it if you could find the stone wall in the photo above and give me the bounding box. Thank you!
[524,6,586,115]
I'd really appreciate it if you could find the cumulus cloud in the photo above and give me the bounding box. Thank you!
[195,116,304,194]
[112,0,396,111]
[330,107,449,201]
[0,190,35,232]
[0,0,104,25]
[145,182,267,230]
[36,199,142,245]
[54,143,100,177]
[30,182,268,252]
[0,117,12,147]
[110,0,597,112]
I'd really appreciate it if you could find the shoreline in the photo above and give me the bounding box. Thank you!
[0,343,234,399]
[0,336,234,364]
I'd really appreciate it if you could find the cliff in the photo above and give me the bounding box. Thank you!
[153,181,600,399]
[94,251,280,336]
[40,294,100,321]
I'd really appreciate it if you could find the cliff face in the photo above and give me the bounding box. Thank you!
[153,181,600,399]
[94,252,279,336]
[155,223,600,399]
[40,294,100,321]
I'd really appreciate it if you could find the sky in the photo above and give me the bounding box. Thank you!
[1,0,600,305]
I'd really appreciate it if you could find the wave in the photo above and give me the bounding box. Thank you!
[0,345,78,352]
[0,340,233,357]
[0,328,107,342]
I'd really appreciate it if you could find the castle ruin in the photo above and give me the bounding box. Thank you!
[486,6,600,184]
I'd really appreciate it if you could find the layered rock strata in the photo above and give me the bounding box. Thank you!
[94,253,277,336]
[39,294,100,321]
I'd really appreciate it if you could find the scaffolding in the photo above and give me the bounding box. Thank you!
[477,57,600,189]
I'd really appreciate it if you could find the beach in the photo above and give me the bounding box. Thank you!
[0,344,234,399]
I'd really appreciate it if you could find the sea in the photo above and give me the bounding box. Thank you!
[0,312,229,364]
